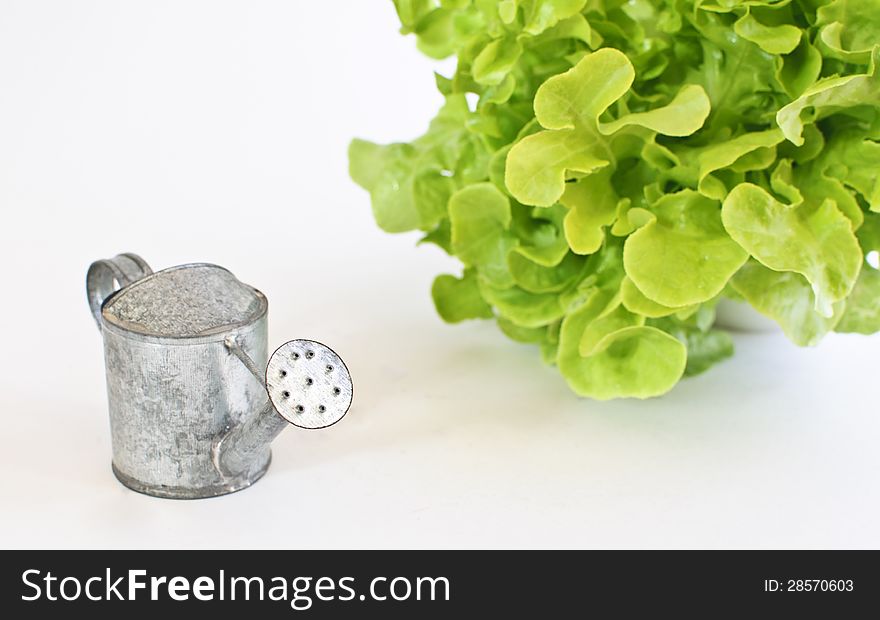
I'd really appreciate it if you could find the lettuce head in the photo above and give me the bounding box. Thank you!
[350,0,880,399]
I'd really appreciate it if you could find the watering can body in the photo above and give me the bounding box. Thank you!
[91,259,273,498]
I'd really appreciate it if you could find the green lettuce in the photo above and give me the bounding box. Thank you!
[351,0,880,399]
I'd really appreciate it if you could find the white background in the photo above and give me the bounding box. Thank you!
[1,1,877,549]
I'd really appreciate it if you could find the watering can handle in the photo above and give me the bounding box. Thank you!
[86,253,153,329]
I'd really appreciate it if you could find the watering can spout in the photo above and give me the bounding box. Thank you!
[214,400,288,478]
[213,336,287,478]
[215,336,353,479]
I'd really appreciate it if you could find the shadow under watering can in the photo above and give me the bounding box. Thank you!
[87,253,353,499]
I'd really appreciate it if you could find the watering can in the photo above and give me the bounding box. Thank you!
[86,253,353,499]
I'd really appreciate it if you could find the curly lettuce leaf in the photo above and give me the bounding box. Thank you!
[624,190,748,307]
[559,169,620,254]
[722,183,862,317]
[479,280,566,327]
[731,260,845,345]
[447,183,513,276]
[835,267,880,334]
[505,48,709,206]
[649,307,734,377]
[816,0,880,64]
[734,10,801,56]
[432,270,495,322]
[620,276,695,318]
[837,214,880,333]
[557,288,687,399]
[776,48,880,146]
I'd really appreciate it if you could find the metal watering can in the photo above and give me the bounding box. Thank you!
[87,253,353,499]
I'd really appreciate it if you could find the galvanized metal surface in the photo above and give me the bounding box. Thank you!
[96,262,271,498]
[266,340,353,429]
[214,401,287,480]
[88,254,354,499]
[86,253,153,327]
[103,264,265,337]
[214,335,289,479]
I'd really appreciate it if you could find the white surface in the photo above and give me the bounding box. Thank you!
[1,1,878,550]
